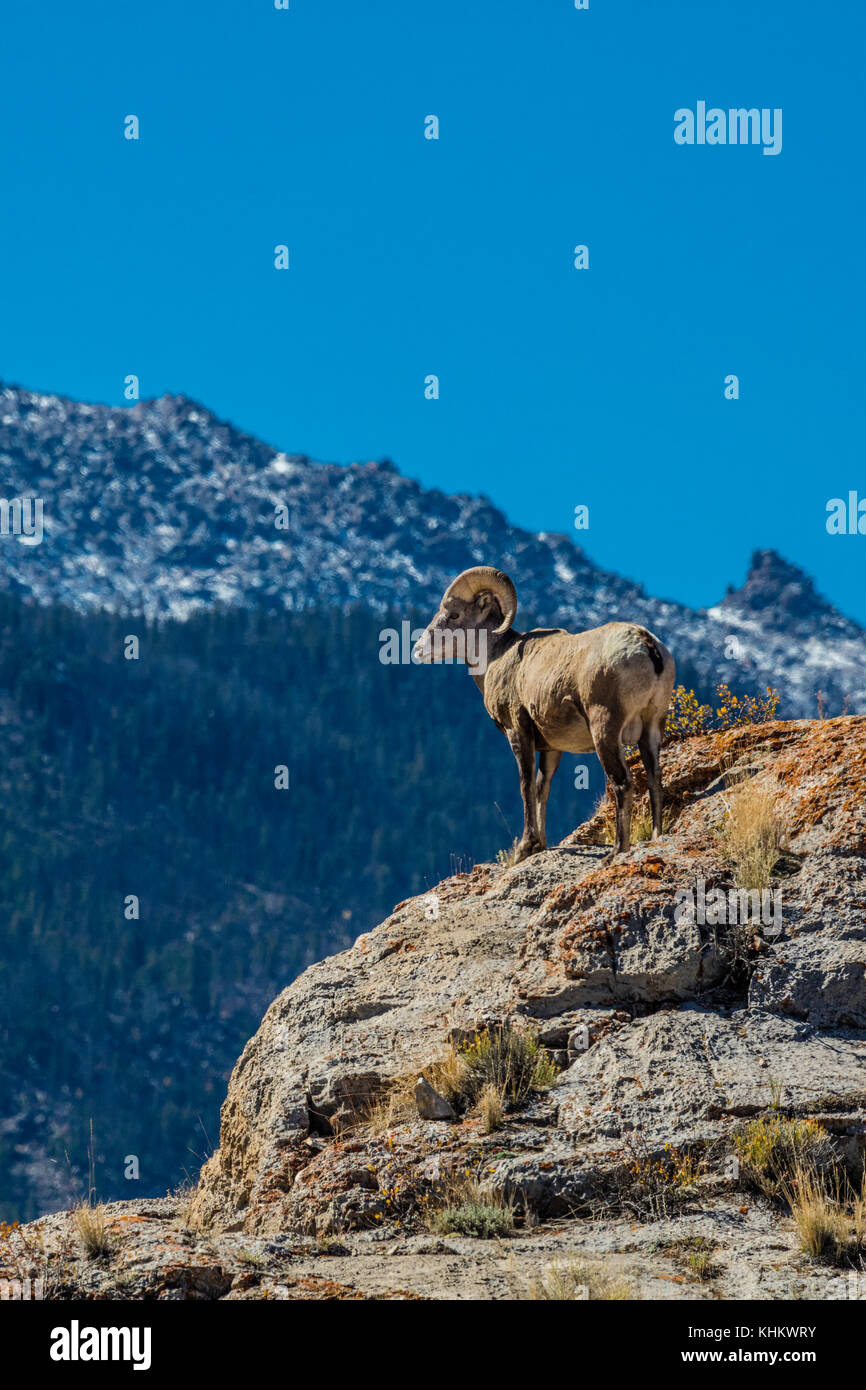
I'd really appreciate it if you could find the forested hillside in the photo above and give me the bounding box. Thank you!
[0,594,609,1221]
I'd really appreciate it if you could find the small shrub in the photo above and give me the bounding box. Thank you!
[619,1141,701,1219]
[666,683,780,741]
[454,1025,557,1111]
[732,1114,835,1199]
[666,686,715,738]
[428,1201,512,1240]
[714,683,780,728]
[426,1178,514,1239]
[658,1235,720,1282]
[719,917,760,987]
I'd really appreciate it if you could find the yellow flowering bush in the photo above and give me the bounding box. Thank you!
[665,683,780,741]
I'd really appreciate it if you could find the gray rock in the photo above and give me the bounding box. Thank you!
[746,852,866,1027]
[750,936,866,1027]
[413,1077,455,1121]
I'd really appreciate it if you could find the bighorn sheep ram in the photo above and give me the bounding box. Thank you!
[413,566,675,862]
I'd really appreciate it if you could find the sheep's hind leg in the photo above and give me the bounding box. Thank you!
[589,708,634,861]
[507,720,544,861]
[535,750,562,849]
[638,722,664,839]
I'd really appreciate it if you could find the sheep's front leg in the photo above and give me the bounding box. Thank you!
[507,720,544,861]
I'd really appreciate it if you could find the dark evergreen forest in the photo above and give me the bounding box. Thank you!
[0,594,614,1220]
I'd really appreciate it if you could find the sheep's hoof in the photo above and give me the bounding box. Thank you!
[514,839,544,863]
[600,848,627,867]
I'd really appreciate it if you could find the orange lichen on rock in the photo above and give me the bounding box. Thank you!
[768,717,866,846]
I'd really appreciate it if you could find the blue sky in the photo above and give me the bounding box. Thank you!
[1,0,864,619]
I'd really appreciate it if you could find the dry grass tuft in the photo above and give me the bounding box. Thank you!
[477,1082,505,1134]
[359,1075,418,1135]
[73,1202,112,1259]
[496,840,521,868]
[786,1167,851,1264]
[685,1247,718,1281]
[429,1050,473,1105]
[526,1258,638,1301]
[783,1167,861,1267]
[356,1024,556,1136]
[595,792,673,846]
[630,802,675,842]
[358,1051,470,1134]
[853,1173,866,1251]
[719,778,786,892]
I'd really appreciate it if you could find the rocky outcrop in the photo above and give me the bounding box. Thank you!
[12,716,866,1300]
[189,716,866,1239]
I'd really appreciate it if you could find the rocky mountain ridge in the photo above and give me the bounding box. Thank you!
[1,383,864,716]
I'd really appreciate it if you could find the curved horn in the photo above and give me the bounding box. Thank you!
[442,566,517,633]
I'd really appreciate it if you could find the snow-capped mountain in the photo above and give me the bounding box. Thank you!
[0,381,863,717]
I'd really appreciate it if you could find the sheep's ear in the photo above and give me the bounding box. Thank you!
[477,591,505,626]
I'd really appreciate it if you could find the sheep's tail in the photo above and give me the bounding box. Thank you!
[635,627,665,676]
